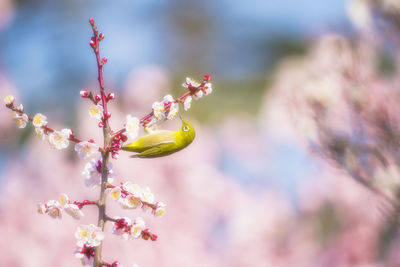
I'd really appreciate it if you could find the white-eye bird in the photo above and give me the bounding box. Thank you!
[122,119,195,158]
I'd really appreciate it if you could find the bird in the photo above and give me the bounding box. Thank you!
[121,119,196,158]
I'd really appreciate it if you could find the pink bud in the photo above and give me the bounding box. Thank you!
[89,18,95,25]
[107,93,115,100]
[95,95,101,102]
[151,234,158,241]
[112,261,120,267]
[80,90,89,98]
[88,139,95,143]
[102,57,108,64]
[121,134,128,142]
[112,152,119,159]
[203,74,212,81]
[99,33,105,40]
[98,121,104,128]
[106,112,111,118]
[90,40,96,48]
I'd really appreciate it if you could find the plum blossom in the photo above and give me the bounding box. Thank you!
[203,82,212,95]
[182,77,201,88]
[75,224,104,247]
[122,182,143,197]
[32,113,47,127]
[153,202,166,217]
[140,187,155,204]
[125,115,140,139]
[59,193,70,208]
[112,217,146,240]
[46,200,62,219]
[74,244,95,266]
[35,127,46,140]
[65,204,84,220]
[112,217,132,240]
[152,101,165,120]
[131,217,146,238]
[13,112,28,129]
[75,141,99,159]
[89,105,103,120]
[183,96,192,111]
[48,128,72,150]
[108,187,121,200]
[37,203,47,214]
[82,157,114,187]
[3,95,14,105]
[121,194,141,209]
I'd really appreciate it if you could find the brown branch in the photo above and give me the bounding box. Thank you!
[89,18,112,267]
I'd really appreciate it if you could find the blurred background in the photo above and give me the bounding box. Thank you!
[2,0,400,266]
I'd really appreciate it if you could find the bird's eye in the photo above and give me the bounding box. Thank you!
[183,126,189,132]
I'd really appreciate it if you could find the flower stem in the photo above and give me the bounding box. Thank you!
[89,18,112,267]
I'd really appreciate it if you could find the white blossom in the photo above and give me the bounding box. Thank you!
[13,113,28,129]
[37,203,47,214]
[35,127,46,140]
[122,195,142,209]
[59,193,70,208]
[126,115,140,139]
[203,82,213,95]
[153,202,166,217]
[122,182,142,197]
[75,224,104,247]
[89,105,103,120]
[32,113,48,127]
[140,187,155,204]
[65,204,84,220]
[193,89,203,100]
[183,96,192,111]
[112,216,132,240]
[74,245,95,266]
[167,102,179,120]
[182,77,201,88]
[75,141,99,159]
[3,95,14,105]
[46,200,62,219]
[108,187,121,200]
[49,129,72,150]
[152,101,165,120]
[82,157,114,187]
[131,217,146,238]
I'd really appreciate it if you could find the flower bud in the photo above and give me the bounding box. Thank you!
[80,90,89,98]
[89,18,95,25]
[95,95,101,102]
[203,73,212,82]
[102,57,108,64]
[107,92,115,100]
[90,40,96,48]
[99,33,105,40]
[98,121,104,128]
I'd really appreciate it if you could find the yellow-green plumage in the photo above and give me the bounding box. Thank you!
[122,120,196,158]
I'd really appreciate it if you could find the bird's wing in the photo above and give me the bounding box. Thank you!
[136,130,176,149]
[130,143,176,158]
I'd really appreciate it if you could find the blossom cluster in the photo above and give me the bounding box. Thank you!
[111,216,158,241]
[74,224,105,265]
[107,182,166,217]
[37,194,84,220]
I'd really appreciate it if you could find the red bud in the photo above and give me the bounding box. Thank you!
[203,74,212,82]
[89,18,95,25]
[80,90,89,98]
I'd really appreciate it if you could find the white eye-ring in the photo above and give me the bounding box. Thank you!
[183,126,189,132]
